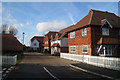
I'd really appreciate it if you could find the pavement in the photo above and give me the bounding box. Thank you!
[3,52,120,80]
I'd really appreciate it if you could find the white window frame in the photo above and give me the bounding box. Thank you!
[82,28,87,36]
[82,45,88,53]
[70,31,75,39]
[99,46,112,56]
[70,46,76,53]
[102,28,109,36]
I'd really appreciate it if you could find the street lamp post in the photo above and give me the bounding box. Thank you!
[23,32,25,45]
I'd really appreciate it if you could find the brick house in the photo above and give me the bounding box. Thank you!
[30,36,44,52]
[51,25,74,55]
[44,31,58,53]
[68,9,120,57]
[1,33,23,56]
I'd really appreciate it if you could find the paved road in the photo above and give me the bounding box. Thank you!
[5,53,115,80]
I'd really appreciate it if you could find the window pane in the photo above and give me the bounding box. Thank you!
[102,28,109,36]
[82,46,88,53]
[82,28,87,36]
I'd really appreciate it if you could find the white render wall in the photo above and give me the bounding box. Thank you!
[30,39,39,48]
[51,40,61,46]
[51,38,68,47]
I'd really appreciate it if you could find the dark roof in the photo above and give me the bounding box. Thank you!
[45,31,58,39]
[51,43,60,47]
[69,9,120,32]
[59,25,74,33]
[1,34,23,52]
[31,36,44,43]
[51,25,74,41]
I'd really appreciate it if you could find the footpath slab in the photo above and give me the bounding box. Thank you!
[71,62,120,80]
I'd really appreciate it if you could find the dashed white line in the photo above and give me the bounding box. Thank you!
[43,67,59,80]
[69,64,114,80]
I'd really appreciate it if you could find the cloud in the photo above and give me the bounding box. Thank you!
[20,24,24,27]
[26,22,31,25]
[68,13,75,25]
[2,13,25,28]
[36,20,67,33]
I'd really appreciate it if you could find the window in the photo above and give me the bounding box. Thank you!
[70,32,75,38]
[82,28,87,36]
[102,28,109,36]
[45,41,48,44]
[99,46,112,56]
[34,43,36,46]
[82,45,88,53]
[54,47,58,52]
[70,46,76,52]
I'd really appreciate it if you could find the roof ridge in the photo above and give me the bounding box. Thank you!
[89,9,94,25]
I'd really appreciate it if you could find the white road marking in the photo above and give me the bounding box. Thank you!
[3,68,6,71]
[69,64,114,80]
[5,71,10,73]
[43,67,59,80]
[8,68,12,71]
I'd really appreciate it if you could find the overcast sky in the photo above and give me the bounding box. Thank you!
[2,2,118,46]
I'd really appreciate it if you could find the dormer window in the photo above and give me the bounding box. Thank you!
[102,28,109,36]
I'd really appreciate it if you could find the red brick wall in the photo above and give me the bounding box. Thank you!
[68,27,91,45]
[68,45,91,55]
[68,27,92,55]
[44,36,49,51]
[44,36,49,47]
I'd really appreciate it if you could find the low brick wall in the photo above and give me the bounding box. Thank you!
[60,53,120,71]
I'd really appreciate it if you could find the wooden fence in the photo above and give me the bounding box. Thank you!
[60,53,120,71]
[2,55,17,66]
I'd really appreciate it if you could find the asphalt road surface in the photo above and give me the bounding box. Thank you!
[5,53,117,80]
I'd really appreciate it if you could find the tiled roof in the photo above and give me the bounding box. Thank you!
[59,25,74,33]
[69,9,120,32]
[31,36,44,43]
[1,34,23,52]
[51,9,120,41]
[51,25,74,41]
[45,31,58,39]
[51,43,60,47]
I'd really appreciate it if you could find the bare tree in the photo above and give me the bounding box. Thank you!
[0,24,18,36]
[0,24,8,33]
[9,26,18,36]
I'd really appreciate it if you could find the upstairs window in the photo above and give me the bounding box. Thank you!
[82,28,87,36]
[102,28,109,36]
[70,31,75,39]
